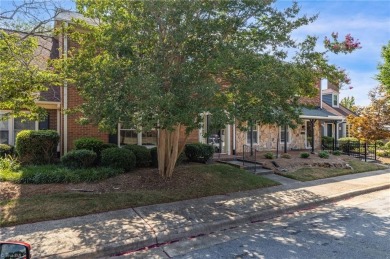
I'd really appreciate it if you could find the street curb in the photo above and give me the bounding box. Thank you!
[82,182,389,258]
[155,183,390,244]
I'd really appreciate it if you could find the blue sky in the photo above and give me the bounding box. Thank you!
[274,0,390,106]
[2,0,389,106]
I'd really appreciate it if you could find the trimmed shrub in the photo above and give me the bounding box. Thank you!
[300,152,310,158]
[185,143,214,163]
[0,144,13,157]
[101,147,136,171]
[332,150,342,156]
[74,137,104,156]
[264,152,274,159]
[281,153,291,159]
[15,130,59,164]
[384,141,390,150]
[61,149,97,169]
[322,136,334,148]
[318,151,330,159]
[122,145,151,167]
[101,143,118,150]
[150,147,158,167]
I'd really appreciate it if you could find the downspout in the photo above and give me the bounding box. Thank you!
[63,21,68,154]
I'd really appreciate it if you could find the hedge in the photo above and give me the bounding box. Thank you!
[101,147,136,171]
[184,143,214,163]
[15,130,59,164]
[122,145,151,167]
[61,149,97,169]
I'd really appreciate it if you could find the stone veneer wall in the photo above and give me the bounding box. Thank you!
[235,121,322,153]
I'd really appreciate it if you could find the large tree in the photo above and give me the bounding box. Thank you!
[341,96,357,112]
[66,0,359,178]
[348,85,390,141]
[377,41,390,93]
[0,0,69,120]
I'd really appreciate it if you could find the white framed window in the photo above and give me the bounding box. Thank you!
[119,124,157,147]
[332,94,339,107]
[0,113,37,145]
[246,126,258,144]
[280,126,290,143]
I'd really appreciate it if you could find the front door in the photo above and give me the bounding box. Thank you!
[206,115,225,153]
[305,120,313,149]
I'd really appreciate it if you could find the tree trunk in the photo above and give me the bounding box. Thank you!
[157,124,188,178]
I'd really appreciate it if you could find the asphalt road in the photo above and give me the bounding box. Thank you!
[116,189,390,259]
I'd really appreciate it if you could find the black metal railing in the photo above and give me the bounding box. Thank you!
[242,144,257,172]
[322,140,377,161]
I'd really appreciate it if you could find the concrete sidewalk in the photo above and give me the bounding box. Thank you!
[1,169,389,258]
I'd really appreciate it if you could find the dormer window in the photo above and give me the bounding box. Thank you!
[332,94,339,107]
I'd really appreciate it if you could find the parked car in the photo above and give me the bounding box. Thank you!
[0,241,31,259]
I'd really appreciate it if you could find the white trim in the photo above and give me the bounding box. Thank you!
[332,93,339,108]
[63,21,68,154]
[226,125,231,155]
[246,125,259,145]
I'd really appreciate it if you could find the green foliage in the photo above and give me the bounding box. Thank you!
[322,136,334,146]
[74,137,104,156]
[332,150,342,156]
[375,140,384,147]
[150,147,158,168]
[101,143,118,150]
[318,151,330,159]
[0,30,58,120]
[184,143,214,163]
[377,41,390,92]
[0,144,13,157]
[0,155,21,171]
[15,130,59,164]
[340,96,357,112]
[384,141,390,149]
[61,149,97,169]
[300,152,310,158]
[281,153,291,159]
[122,145,151,167]
[338,137,359,152]
[264,152,274,159]
[66,1,357,134]
[0,164,124,184]
[101,147,136,171]
[377,150,390,157]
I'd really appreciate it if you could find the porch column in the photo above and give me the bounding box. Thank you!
[284,124,287,153]
[310,119,316,154]
[226,124,231,155]
[333,120,338,150]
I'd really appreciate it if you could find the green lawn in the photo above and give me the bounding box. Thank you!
[0,164,278,227]
[280,160,387,182]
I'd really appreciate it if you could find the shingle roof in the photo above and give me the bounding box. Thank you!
[300,106,342,121]
[322,102,356,117]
